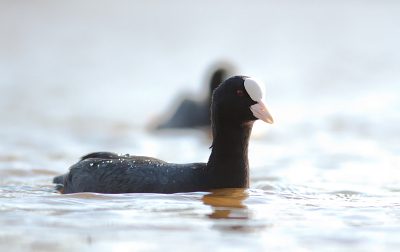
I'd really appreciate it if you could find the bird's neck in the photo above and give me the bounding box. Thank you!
[207,120,254,189]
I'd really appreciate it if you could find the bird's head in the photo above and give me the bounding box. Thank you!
[211,76,274,126]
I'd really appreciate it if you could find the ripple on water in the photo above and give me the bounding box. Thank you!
[0,174,400,252]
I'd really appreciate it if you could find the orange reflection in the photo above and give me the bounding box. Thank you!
[202,188,249,219]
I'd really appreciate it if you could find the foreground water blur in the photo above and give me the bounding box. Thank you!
[2,1,400,252]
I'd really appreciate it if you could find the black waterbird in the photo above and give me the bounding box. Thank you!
[53,76,273,194]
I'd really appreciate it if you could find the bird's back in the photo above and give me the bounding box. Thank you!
[56,152,210,194]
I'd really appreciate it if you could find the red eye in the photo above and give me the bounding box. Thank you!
[237,90,243,96]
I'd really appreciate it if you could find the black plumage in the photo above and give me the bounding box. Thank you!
[156,66,232,129]
[53,76,273,194]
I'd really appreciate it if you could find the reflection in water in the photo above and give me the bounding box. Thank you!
[202,188,249,219]
[202,189,271,233]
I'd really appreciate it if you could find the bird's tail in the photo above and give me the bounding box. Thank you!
[53,174,67,184]
[53,174,67,193]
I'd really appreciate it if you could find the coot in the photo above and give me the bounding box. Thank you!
[53,76,273,194]
[156,62,236,129]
